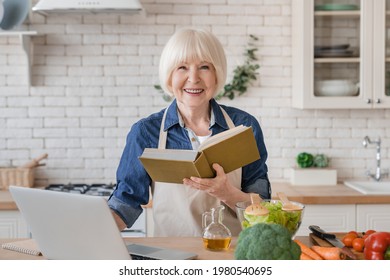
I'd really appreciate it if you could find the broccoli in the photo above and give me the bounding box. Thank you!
[234,223,301,260]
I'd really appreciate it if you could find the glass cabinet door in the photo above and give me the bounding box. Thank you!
[386,1,390,97]
[311,0,374,108]
[314,0,361,99]
[373,0,390,107]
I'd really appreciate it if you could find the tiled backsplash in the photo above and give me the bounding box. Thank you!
[0,0,389,186]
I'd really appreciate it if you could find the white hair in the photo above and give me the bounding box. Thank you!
[158,28,227,97]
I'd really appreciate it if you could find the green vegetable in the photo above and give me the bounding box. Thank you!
[296,152,314,168]
[243,211,269,225]
[385,247,390,260]
[234,223,301,260]
[242,201,302,236]
[313,154,329,168]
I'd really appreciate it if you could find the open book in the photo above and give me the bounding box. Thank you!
[139,125,260,183]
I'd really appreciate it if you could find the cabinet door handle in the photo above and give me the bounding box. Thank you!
[376,99,381,104]
[366,99,372,104]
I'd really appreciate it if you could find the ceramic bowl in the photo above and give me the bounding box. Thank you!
[0,0,29,30]
[315,79,359,97]
[235,199,304,237]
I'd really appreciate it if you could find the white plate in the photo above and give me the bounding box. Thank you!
[0,0,29,30]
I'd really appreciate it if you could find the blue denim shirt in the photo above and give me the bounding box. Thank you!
[108,99,271,228]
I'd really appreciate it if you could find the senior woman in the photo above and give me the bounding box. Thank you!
[108,28,271,237]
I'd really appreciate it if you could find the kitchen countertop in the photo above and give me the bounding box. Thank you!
[0,234,364,260]
[0,236,314,260]
[270,181,390,204]
[2,181,390,211]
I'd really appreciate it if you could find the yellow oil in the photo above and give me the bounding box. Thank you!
[202,237,231,251]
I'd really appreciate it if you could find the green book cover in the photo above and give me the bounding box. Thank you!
[139,125,260,184]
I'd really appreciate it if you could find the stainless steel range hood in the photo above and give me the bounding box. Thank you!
[32,0,143,15]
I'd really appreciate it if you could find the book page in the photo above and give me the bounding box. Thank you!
[140,148,198,161]
[198,125,247,151]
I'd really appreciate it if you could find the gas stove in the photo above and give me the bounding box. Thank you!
[45,183,116,197]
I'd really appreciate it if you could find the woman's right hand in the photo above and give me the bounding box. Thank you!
[183,163,250,209]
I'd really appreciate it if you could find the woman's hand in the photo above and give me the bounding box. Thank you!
[183,163,249,209]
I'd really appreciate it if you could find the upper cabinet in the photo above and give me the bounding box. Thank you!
[292,0,390,109]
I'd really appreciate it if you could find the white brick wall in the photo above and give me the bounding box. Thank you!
[0,0,389,186]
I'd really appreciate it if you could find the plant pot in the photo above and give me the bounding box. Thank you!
[290,168,337,186]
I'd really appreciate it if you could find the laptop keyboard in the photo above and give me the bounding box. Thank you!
[130,254,158,260]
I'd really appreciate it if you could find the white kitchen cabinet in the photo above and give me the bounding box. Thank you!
[297,203,390,236]
[292,0,390,109]
[356,204,390,231]
[0,211,29,238]
[296,204,356,236]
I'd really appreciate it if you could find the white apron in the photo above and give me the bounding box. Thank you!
[151,107,243,237]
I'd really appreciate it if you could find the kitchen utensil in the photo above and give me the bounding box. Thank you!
[244,193,269,216]
[309,225,357,260]
[277,192,303,211]
[0,0,29,30]
[21,153,48,169]
[202,205,231,251]
[315,49,355,58]
[314,44,350,51]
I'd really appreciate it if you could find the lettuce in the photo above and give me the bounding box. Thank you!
[242,201,302,235]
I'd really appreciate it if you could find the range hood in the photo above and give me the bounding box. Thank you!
[32,0,143,15]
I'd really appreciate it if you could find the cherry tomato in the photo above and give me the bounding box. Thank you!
[348,230,359,236]
[363,229,376,240]
[352,237,365,252]
[342,233,358,247]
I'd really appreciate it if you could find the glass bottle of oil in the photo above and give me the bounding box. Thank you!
[202,205,232,251]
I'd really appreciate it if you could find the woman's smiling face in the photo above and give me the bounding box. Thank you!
[170,59,217,109]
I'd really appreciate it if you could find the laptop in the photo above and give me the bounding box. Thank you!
[9,185,197,260]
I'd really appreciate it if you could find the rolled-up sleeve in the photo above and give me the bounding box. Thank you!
[108,121,153,228]
[242,177,271,200]
[108,196,143,227]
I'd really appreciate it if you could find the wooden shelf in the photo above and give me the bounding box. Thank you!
[314,57,360,63]
[315,10,361,17]
[0,30,38,86]
[0,30,38,36]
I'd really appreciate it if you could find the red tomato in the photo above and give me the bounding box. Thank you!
[348,230,359,236]
[352,237,365,252]
[342,233,358,247]
[363,230,376,240]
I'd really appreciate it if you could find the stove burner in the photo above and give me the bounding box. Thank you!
[45,183,116,196]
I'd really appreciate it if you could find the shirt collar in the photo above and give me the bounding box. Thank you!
[163,98,229,131]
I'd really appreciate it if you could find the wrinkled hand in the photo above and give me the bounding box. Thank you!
[182,163,234,201]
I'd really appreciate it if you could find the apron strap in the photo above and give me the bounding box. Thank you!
[158,108,169,149]
[220,107,235,129]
